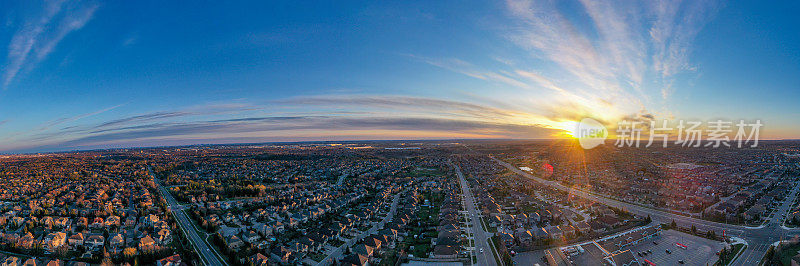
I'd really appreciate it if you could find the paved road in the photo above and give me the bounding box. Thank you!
[150,168,226,266]
[453,162,499,266]
[731,181,800,266]
[491,156,800,266]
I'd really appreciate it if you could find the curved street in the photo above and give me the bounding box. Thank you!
[492,156,800,266]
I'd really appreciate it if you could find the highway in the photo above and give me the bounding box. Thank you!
[453,161,499,266]
[150,168,226,266]
[491,156,800,266]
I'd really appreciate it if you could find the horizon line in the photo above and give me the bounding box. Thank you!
[4,137,800,156]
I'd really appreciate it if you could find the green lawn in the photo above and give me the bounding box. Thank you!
[479,218,498,233]
[418,206,440,223]
[408,167,446,177]
[308,252,327,262]
[779,243,800,266]
[329,239,345,247]
[487,225,497,233]
[718,243,745,266]
[412,243,431,258]
[520,204,540,213]
[378,250,398,266]
[490,236,507,266]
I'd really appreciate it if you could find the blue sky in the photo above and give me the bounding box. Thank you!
[0,0,798,153]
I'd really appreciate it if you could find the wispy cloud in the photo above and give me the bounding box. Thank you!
[36,116,558,152]
[501,0,720,117]
[406,54,532,89]
[3,0,98,88]
[0,1,723,153]
[94,111,192,129]
[275,95,523,121]
[649,0,720,98]
[90,103,261,130]
[1,96,561,152]
[121,32,139,47]
[35,104,123,132]
[398,0,719,139]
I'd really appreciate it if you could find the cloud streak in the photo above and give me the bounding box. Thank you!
[0,1,722,153]
[1,96,561,153]
[36,104,123,132]
[499,0,720,118]
[3,0,98,87]
[44,116,559,151]
[275,95,525,121]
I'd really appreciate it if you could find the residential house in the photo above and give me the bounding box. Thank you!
[85,235,105,250]
[139,235,156,250]
[68,233,84,247]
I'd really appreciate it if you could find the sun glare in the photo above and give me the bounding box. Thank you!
[557,121,581,138]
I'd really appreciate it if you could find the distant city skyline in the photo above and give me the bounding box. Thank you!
[1,0,799,153]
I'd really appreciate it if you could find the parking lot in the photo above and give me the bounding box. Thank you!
[561,229,724,266]
[626,230,723,266]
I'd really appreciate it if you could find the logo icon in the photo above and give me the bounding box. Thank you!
[574,118,607,149]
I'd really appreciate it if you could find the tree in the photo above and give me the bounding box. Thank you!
[123,247,138,259]
[707,230,716,239]
[765,245,780,265]
[101,256,114,266]
[670,219,677,229]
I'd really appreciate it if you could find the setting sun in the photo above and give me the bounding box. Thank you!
[556,121,581,138]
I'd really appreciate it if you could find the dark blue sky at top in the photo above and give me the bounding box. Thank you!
[0,0,799,152]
